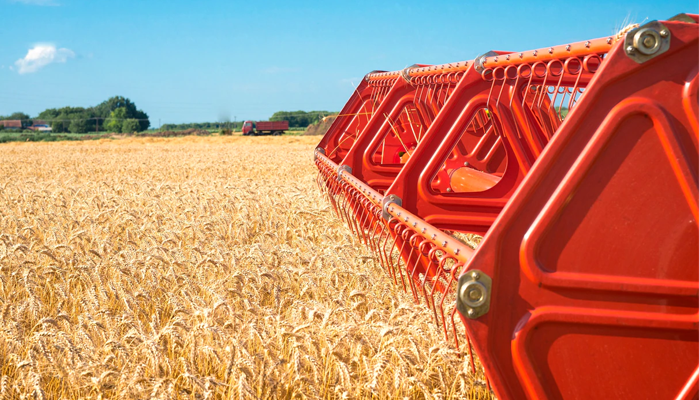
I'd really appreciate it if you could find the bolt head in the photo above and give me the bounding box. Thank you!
[660,29,669,38]
[460,280,487,308]
[467,309,476,317]
[626,45,635,53]
[446,188,452,192]
[471,271,480,280]
[642,35,656,49]
[464,161,470,167]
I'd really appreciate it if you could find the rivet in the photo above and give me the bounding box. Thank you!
[431,234,437,240]
[421,228,427,233]
[412,222,417,227]
[585,41,591,48]
[442,241,447,247]
[660,29,669,38]
[519,52,523,58]
[471,271,480,280]
[532,50,538,56]
[404,217,409,222]
[506,55,510,60]
[467,309,476,317]
[607,37,613,44]
[548,47,554,54]
[455,249,460,255]
[464,161,470,167]
[626,45,635,53]
[446,188,452,192]
[565,45,571,51]
[397,212,402,216]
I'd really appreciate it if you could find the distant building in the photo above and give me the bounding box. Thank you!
[29,120,51,132]
[29,124,52,132]
[0,120,22,130]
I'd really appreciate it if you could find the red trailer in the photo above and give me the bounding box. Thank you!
[241,120,288,136]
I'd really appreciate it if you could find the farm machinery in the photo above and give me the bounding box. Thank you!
[314,14,698,400]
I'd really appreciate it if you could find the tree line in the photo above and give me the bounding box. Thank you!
[270,110,336,128]
[0,96,150,133]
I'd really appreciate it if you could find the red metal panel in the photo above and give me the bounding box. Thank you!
[461,18,699,399]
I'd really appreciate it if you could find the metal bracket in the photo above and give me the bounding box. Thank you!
[400,64,420,84]
[338,164,352,178]
[624,21,671,64]
[314,147,325,161]
[381,194,402,220]
[456,270,492,319]
[474,51,498,73]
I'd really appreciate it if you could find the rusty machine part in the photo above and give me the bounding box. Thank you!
[314,13,699,400]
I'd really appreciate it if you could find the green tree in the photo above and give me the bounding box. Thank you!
[94,96,150,131]
[121,119,140,133]
[270,110,336,128]
[69,118,87,134]
[106,107,127,133]
[2,112,31,121]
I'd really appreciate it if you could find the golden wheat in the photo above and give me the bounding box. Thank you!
[0,136,491,399]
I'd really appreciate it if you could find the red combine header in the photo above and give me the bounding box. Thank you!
[241,120,288,136]
[314,13,698,400]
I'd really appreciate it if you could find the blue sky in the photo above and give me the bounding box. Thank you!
[1,0,697,125]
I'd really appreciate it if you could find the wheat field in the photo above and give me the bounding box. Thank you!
[0,136,490,399]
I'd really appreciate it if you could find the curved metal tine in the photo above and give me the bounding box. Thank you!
[396,232,415,296]
[568,65,584,110]
[369,82,377,118]
[388,227,408,292]
[485,75,498,114]
[521,66,535,110]
[403,237,421,302]
[436,74,446,109]
[438,265,458,341]
[374,222,394,280]
[403,106,420,145]
[377,223,398,283]
[550,66,566,122]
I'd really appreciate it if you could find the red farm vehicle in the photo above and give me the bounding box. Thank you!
[241,120,288,136]
[315,13,699,400]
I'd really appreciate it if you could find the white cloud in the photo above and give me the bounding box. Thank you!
[14,44,75,74]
